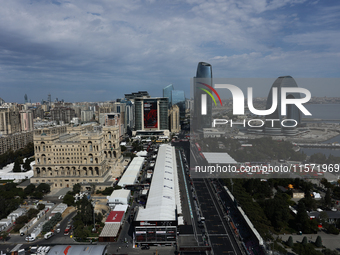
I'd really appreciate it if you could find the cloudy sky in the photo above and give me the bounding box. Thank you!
[0,0,339,103]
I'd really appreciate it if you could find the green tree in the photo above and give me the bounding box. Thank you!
[292,243,323,255]
[23,158,31,171]
[95,212,103,223]
[37,203,45,210]
[262,193,290,231]
[101,187,114,195]
[295,201,318,233]
[310,153,327,164]
[315,236,322,248]
[302,236,308,245]
[287,236,293,247]
[15,215,29,225]
[12,158,22,172]
[319,211,329,223]
[114,185,122,190]
[74,224,89,239]
[300,196,317,211]
[0,232,9,242]
[63,193,75,206]
[75,197,94,226]
[327,224,339,235]
[31,191,43,199]
[27,208,39,219]
[24,184,36,195]
[36,183,50,194]
[73,183,81,194]
[325,189,332,207]
[322,248,339,255]
[42,212,62,232]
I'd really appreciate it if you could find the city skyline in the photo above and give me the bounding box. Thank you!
[0,0,339,103]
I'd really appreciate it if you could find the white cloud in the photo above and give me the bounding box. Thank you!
[0,0,338,102]
[284,30,340,49]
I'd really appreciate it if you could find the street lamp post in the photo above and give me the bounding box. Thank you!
[92,200,96,232]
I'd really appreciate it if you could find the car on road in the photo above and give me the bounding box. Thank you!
[141,245,150,250]
[25,235,35,242]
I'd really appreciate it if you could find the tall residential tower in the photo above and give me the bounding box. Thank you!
[193,62,213,131]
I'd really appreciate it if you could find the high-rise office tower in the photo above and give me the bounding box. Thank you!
[193,62,213,131]
[20,110,34,131]
[163,84,174,107]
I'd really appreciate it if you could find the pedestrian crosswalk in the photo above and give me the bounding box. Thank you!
[10,243,22,252]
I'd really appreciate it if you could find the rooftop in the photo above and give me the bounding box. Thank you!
[202,152,237,164]
[136,144,180,222]
[105,211,125,223]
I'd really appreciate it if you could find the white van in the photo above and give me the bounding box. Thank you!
[44,231,54,239]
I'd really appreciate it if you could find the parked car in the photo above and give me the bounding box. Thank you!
[43,246,51,253]
[141,246,150,250]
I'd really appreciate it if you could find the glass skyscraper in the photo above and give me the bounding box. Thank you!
[171,90,185,119]
[163,84,174,107]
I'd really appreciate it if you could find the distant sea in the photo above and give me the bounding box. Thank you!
[304,104,340,123]
[301,104,340,157]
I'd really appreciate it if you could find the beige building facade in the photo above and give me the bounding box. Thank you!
[31,124,121,190]
[169,105,180,133]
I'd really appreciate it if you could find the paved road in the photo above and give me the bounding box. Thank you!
[193,178,243,255]
[0,211,77,254]
[187,142,244,255]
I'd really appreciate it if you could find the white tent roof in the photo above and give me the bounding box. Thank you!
[202,152,237,164]
[0,159,35,180]
[118,157,144,187]
[113,204,129,212]
[108,189,131,203]
[136,144,180,222]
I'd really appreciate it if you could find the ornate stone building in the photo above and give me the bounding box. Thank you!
[30,124,121,189]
